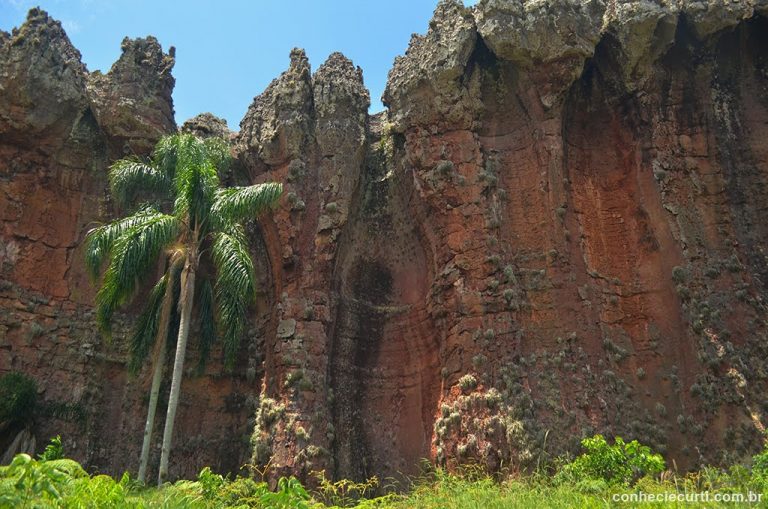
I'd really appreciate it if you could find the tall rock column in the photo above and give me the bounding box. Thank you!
[87,36,176,155]
[237,50,370,480]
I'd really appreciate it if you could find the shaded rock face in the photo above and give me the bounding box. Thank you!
[0,9,260,482]
[3,0,768,486]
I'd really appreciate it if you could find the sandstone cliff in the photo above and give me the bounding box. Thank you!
[2,0,768,483]
[0,9,261,480]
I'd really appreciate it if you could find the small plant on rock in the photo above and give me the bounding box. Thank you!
[458,374,478,392]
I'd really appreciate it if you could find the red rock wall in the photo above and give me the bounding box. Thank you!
[3,1,768,485]
[371,5,768,474]
[0,10,262,481]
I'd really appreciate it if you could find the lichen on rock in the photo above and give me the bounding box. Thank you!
[87,36,176,154]
[181,112,231,140]
[0,8,88,145]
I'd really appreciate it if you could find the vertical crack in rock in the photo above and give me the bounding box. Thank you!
[329,120,439,482]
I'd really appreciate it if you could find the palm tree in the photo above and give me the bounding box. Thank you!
[84,133,282,485]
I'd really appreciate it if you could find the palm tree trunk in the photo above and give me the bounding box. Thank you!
[157,256,196,485]
[137,278,175,483]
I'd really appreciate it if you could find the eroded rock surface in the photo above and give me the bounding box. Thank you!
[0,8,88,146]
[87,36,176,155]
[181,112,232,140]
[0,9,259,482]
[249,0,768,480]
[2,0,768,485]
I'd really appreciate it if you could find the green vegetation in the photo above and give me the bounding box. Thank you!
[458,374,478,392]
[0,371,38,425]
[37,436,64,462]
[84,133,282,485]
[555,435,665,488]
[4,435,768,507]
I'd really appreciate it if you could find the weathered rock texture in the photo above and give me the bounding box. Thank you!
[0,9,263,481]
[181,112,232,140]
[245,0,768,481]
[2,0,768,485]
[87,36,176,155]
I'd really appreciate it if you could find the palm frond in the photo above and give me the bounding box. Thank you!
[95,211,181,332]
[108,159,172,208]
[203,137,232,178]
[84,207,168,279]
[172,135,220,228]
[151,133,182,178]
[196,278,216,373]
[174,160,219,228]
[128,275,168,374]
[211,182,282,226]
[129,256,184,374]
[211,225,255,368]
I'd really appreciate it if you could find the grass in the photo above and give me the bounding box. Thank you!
[5,467,765,508]
[3,435,768,508]
[379,475,612,509]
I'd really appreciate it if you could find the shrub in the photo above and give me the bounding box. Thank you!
[556,434,665,487]
[0,372,38,425]
[38,436,64,461]
[435,160,454,176]
[458,374,478,392]
[197,466,226,499]
[0,453,88,507]
[213,476,267,506]
[313,471,381,507]
[288,159,306,181]
[260,476,310,508]
[752,438,768,483]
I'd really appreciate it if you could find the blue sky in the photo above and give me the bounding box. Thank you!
[1,0,476,129]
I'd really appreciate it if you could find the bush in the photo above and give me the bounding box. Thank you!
[260,476,310,508]
[556,434,665,487]
[6,441,768,508]
[195,466,226,499]
[38,435,64,461]
[671,266,688,284]
[752,438,768,486]
[458,374,478,392]
[313,471,382,507]
[0,453,312,508]
[0,453,88,507]
[0,372,38,425]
